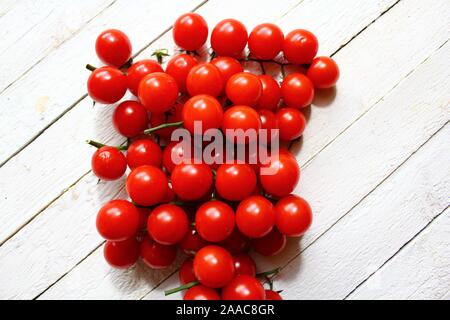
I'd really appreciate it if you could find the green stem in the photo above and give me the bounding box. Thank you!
[256,267,281,278]
[152,49,170,64]
[164,281,199,296]
[86,64,97,72]
[143,121,183,135]
[169,201,188,206]
[86,140,127,151]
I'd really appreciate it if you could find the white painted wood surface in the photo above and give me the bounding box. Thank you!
[0,0,449,300]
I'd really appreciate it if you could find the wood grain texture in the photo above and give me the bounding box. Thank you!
[348,208,450,300]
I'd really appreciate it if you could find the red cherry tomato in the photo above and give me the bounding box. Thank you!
[137,207,150,231]
[193,245,235,288]
[87,67,127,104]
[126,59,163,96]
[307,56,340,88]
[180,227,208,255]
[275,195,312,237]
[211,56,243,84]
[265,290,283,300]
[140,235,177,269]
[226,72,262,106]
[182,95,223,135]
[186,63,223,97]
[251,227,286,256]
[276,107,306,141]
[211,19,248,57]
[104,237,140,269]
[219,228,250,255]
[222,106,261,144]
[259,153,300,198]
[126,139,162,170]
[149,101,184,140]
[138,72,179,113]
[179,258,197,284]
[184,285,220,300]
[258,109,279,144]
[162,141,192,173]
[236,195,276,238]
[281,73,314,109]
[233,254,256,277]
[91,146,127,181]
[148,204,189,245]
[173,13,208,51]
[166,54,198,93]
[215,163,257,201]
[248,23,284,60]
[95,29,132,68]
[195,201,235,242]
[126,165,168,206]
[112,100,149,137]
[171,162,213,201]
[257,75,281,110]
[96,200,140,241]
[283,29,318,64]
[222,275,266,300]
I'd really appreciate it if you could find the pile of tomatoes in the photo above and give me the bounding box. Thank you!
[87,12,339,300]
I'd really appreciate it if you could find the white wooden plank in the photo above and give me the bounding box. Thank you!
[348,208,450,300]
[0,0,205,165]
[272,124,450,299]
[145,20,450,300]
[0,0,302,300]
[0,0,114,92]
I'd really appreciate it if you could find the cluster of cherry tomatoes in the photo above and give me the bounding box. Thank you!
[87,12,339,300]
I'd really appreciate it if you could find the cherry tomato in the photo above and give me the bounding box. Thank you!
[275,195,312,237]
[276,107,306,141]
[173,13,208,51]
[147,204,189,245]
[219,228,250,255]
[112,100,149,137]
[259,153,300,198]
[171,162,213,201]
[104,237,140,269]
[96,200,140,241]
[162,141,192,173]
[265,290,283,300]
[95,29,132,68]
[166,54,198,93]
[257,75,281,110]
[138,72,179,113]
[184,285,220,300]
[211,19,248,57]
[236,195,276,238]
[248,23,284,60]
[91,146,127,181]
[215,163,256,201]
[226,72,262,106]
[233,254,256,276]
[150,101,184,140]
[137,207,150,231]
[186,63,223,97]
[307,56,340,88]
[180,227,208,255]
[222,106,261,144]
[126,59,163,96]
[179,258,197,284]
[87,67,127,104]
[126,139,162,170]
[222,275,265,300]
[195,200,235,242]
[193,245,235,288]
[281,73,314,109]
[182,95,223,135]
[283,29,318,64]
[251,227,286,256]
[258,109,279,144]
[211,56,243,84]
[140,235,177,269]
[126,165,168,206]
